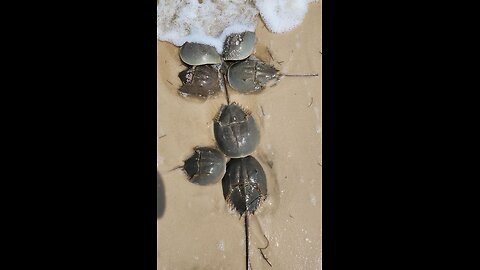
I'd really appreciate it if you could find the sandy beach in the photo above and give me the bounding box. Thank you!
[157,3,322,269]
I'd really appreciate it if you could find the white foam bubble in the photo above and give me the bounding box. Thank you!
[309,193,317,206]
[255,0,312,33]
[217,240,225,252]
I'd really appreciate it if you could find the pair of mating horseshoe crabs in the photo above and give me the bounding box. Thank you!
[171,31,317,269]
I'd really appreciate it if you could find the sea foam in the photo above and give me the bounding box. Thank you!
[157,0,318,52]
[157,0,258,53]
[256,0,317,33]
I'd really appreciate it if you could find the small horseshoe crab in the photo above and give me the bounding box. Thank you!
[214,103,260,158]
[180,147,227,185]
[180,42,222,66]
[223,31,256,61]
[178,65,222,99]
[227,56,278,94]
[227,56,319,94]
[222,155,269,269]
[223,156,267,216]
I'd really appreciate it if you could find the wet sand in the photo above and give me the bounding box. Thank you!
[157,3,322,269]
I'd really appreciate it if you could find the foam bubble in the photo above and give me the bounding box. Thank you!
[309,193,317,206]
[217,240,225,252]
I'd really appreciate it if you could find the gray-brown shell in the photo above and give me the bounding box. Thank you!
[223,31,256,61]
[178,65,221,99]
[214,103,260,158]
[227,58,279,93]
[180,42,222,65]
[183,147,226,186]
[222,156,267,216]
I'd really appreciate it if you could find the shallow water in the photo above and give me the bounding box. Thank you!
[157,3,322,269]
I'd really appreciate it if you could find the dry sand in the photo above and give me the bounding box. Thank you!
[157,3,322,269]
